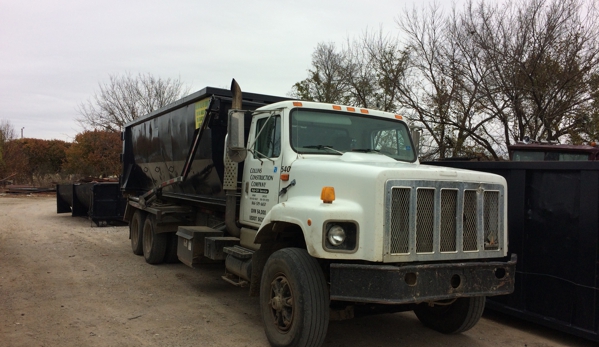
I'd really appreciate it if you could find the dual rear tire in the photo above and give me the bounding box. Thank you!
[130,210,176,264]
[129,211,145,256]
[142,214,168,264]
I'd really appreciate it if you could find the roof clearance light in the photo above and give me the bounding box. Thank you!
[591,141,597,147]
[333,105,342,110]
[320,186,335,204]
[360,109,369,114]
[395,115,403,120]
[293,102,303,107]
[347,107,355,112]
[280,173,290,181]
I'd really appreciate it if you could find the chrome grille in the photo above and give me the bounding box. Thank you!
[416,189,434,253]
[484,191,499,250]
[385,180,505,262]
[440,189,457,252]
[389,188,410,253]
[463,190,478,251]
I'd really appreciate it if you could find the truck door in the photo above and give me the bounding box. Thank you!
[240,114,282,227]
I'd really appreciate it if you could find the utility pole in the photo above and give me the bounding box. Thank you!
[21,127,24,139]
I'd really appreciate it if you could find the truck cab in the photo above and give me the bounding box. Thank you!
[227,99,515,346]
[234,100,509,261]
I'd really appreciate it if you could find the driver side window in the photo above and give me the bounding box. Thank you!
[254,116,281,158]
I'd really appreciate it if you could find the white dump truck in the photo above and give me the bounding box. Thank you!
[120,80,516,347]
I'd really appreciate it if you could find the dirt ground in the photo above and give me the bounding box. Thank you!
[0,195,596,347]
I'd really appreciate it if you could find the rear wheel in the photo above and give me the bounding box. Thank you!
[414,296,486,334]
[130,210,145,256]
[142,215,168,264]
[260,248,329,347]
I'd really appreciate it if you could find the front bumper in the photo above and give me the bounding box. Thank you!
[330,254,517,304]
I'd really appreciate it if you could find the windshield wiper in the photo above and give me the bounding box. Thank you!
[352,148,380,153]
[352,148,397,160]
[303,145,343,155]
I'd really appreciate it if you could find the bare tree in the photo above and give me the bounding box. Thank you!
[0,119,16,169]
[576,72,599,143]
[361,30,409,112]
[78,73,189,132]
[394,3,457,159]
[291,37,409,112]
[293,0,599,159]
[463,0,599,144]
[395,0,599,158]
[290,43,348,103]
[0,119,15,144]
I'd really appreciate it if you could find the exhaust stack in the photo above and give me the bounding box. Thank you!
[226,78,243,237]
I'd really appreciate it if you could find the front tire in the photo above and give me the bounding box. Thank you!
[130,210,145,256]
[142,215,168,264]
[260,248,329,347]
[414,296,486,334]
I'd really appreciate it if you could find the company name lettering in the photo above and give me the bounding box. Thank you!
[250,175,273,181]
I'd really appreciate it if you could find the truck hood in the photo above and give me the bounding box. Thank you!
[289,152,505,187]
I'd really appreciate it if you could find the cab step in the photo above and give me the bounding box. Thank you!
[223,245,254,260]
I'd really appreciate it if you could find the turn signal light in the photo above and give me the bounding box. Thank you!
[321,187,335,203]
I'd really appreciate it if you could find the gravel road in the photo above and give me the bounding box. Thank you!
[0,195,595,347]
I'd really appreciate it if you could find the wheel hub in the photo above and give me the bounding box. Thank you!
[268,275,294,332]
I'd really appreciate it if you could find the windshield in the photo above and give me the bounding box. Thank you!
[290,108,416,162]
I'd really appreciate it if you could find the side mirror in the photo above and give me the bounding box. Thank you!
[227,110,247,162]
[411,128,421,156]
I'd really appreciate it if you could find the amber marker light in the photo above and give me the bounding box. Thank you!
[307,219,312,226]
[360,109,369,114]
[281,173,290,181]
[321,187,335,203]
[347,107,355,112]
[293,101,303,107]
[395,115,403,120]
[332,105,342,110]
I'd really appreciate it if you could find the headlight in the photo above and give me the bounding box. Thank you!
[323,221,358,252]
[327,225,346,246]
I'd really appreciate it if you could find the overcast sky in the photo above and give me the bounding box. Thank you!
[1,0,435,141]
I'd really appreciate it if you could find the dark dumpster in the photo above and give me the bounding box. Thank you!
[57,182,126,226]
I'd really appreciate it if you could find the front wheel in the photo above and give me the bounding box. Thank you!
[260,248,329,347]
[414,296,486,334]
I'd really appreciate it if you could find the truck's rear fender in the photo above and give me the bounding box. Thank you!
[124,202,136,223]
[255,198,366,259]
